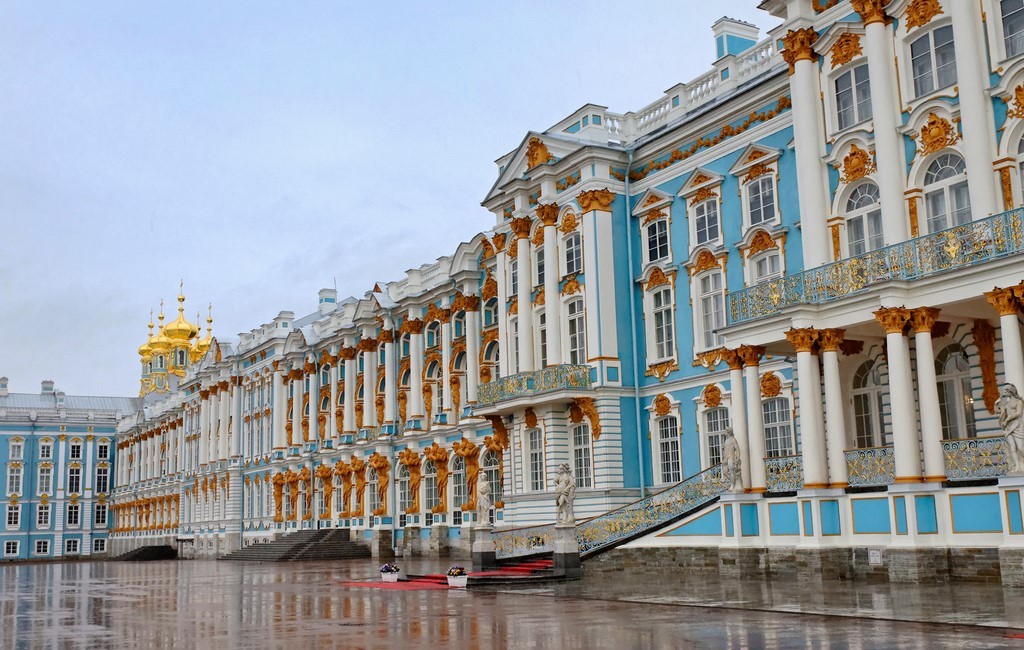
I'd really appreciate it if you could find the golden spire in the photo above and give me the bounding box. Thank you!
[151,300,172,354]
[165,280,200,342]
[138,309,155,359]
[192,303,214,360]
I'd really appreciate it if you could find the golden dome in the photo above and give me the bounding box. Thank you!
[138,313,154,359]
[150,305,172,355]
[163,285,200,343]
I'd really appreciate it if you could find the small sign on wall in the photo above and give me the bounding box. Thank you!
[868,548,884,566]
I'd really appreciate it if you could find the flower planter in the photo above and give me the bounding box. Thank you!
[381,572,399,583]
[446,575,468,588]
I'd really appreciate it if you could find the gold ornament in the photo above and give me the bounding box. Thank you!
[830,33,863,68]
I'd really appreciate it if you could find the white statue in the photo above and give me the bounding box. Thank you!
[554,463,576,526]
[476,478,492,524]
[997,383,1024,474]
[722,428,743,492]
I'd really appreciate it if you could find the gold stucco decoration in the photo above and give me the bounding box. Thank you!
[653,394,672,417]
[905,0,943,31]
[830,33,862,69]
[760,373,782,398]
[526,137,554,169]
[840,144,876,183]
[703,385,722,408]
[918,113,959,156]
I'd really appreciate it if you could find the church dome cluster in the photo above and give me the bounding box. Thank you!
[137,283,213,396]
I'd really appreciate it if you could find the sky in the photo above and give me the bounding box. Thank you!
[0,1,778,397]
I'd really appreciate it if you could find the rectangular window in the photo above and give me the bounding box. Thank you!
[10,443,23,461]
[567,299,586,365]
[509,258,518,295]
[763,398,795,457]
[95,467,109,494]
[911,26,956,97]
[97,443,110,460]
[67,504,80,527]
[652,288,675,360]
[535,248,545,285]
[38,466,52,496]
[511,319,520,374]
[67,467,81,494]
[835,64,872,130]
[538,312,548,368]
[647,219,670,261]
[70,443,82,460]
[37,504,50,527]
[528,428,544,491]
[705,408,731,468]
[697,272,725,350]
[65,539,80,555]
[694,200,720,245]
[658,417,681,484]
[35,540,49,555]
[848,209,884,256]
[4,541,18,556]
[1005,0,1024,57]
[7,466,23,495]
[39,444,52,460]
[6,504,21,528]
[565,233,583,275]
[752,253,782,284]
[95,504,108,526]
[93,538,106,553]
[571,424,592,488]
[746,176,776,226]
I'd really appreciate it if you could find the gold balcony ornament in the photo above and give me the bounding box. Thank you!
[918,113,959,156]
[830,33,863,69]
[577,188,615,212]
[905,0,943,31]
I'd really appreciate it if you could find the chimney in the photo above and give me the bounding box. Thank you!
[0,377,7,397]
[55,390,65,408]
[712,16,759,61]
[318,288,338,316]
[41,380,55,395]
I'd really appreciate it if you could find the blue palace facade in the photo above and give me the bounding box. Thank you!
[103,0,1024,583]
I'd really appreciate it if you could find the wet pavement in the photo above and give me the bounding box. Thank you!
[1,559,1022,649]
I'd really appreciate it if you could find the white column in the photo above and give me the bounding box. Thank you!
[819,330,849,487]
[229,379,240,458]
[342,349,357,433]
[726,353,750,491]
[784,28,830,267]
[911,308,946,482]
[291,372,303,445]
[875,308,921,482]
[989,288,1024,391]
[408,324,425,423]
[514,221,535,373]
[199,394,210,466]
[219,381,230,460]
[363,341,377,427]
[494,238,510,377]
[787,329,828,488]
[441,315,453,418]
[541,215,562,365]
[383,331,397,424]
[328,360,339,440]
[465,306,481,404]
[739,346,767,492]
[860,12,908,243]
[272,367,286,450]
[209,388,221,464]
[949,0,999,217]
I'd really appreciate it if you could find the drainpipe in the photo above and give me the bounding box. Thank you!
[623,149,647,498]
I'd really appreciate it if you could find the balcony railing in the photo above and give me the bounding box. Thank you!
[765,454,803,492]
[845,446,895,487]
[477,364,591,406]
[728,209,1024,324]
[942,435,1008,481]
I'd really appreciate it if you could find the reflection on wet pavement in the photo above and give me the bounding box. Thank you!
[0,560,1019,649]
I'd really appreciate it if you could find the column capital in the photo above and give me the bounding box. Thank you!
[781,27,819,74]
[736,345,765,367]
[722,349,744,371]
[337,346,358,361]
[492,233,507,251]
[400,318,425,335]
[909,306,942,333]
[536,203,559,226]
[288,368,304,381]
[356,338,378,353]
[986,288,1020,316]
[509,217,533,239]
[576,188,615,212]
[818,328,846,352]
[785,327,819,353]
[378,329,395,344]
[873,306,911,334]
[451,293,480,313]
[850,0,890,25]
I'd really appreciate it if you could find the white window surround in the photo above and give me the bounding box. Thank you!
[983,0,1024,66]
[563,231,583,277]
[896,17,959,110]
[694,389,733,472]
[641,275,678,367]
[818,27,872,136]
[729,148,782,232]
[691,268,726,354]
[643,216,672,267]
[564,294,586,366]
[646,398,683,486]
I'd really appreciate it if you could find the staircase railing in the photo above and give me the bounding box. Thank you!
[493,464,730,560]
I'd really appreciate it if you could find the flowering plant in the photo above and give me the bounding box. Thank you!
[379,563,400,574]
[446,565,467,577]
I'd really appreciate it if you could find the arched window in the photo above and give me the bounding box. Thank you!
[320,365,330,388]
[852,359,886,448]
[571,423,592,488]
[453,312,465,338]
[157,356,165,370]
[451,456,467,513]
[481,450,501,505]
[1005,0,1024,57]
[567,298,586,364]
[657,416,681,484]
[705,407,730,468]
[750,250,781,284]
[397,465,411,515]
[565,232,583,275]
[426,322,441,349]
[333,473,344,515]
[936,344,977,439]
[366,468,379,515]
[647,217,670,261]
[483,299,498,327]
[835,63,871,130]
[423,461,438,514]
[400,333,410,357]
[177,349,186,367]
[910,25,956,98]
[924,153,970,232]
[763,397,794,457]
[846,183,883,256]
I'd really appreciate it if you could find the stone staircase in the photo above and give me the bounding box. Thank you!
[110,545,178,562]
[221,529,370,562]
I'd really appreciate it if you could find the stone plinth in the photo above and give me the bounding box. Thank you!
[553,525,581,579]
[471,525,496,571]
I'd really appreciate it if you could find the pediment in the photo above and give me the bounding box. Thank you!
[483,132,581,204]
[729,143,782,178]
[630,189,672,216]
[678,167,725,198]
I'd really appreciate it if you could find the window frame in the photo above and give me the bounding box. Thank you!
[526,427,545,492]
[693,269,726,353]
[564,231,583,276]
[906,23,957,101]
[571,423,593,489]
[566,297,586,365]
[845,182,885,257]
[833,62,872,132]
[645,217,671,264]
[743,174,779,230]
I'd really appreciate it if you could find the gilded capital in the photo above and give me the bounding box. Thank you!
[781,27,819,73]
[378,329,395,344]
[818,328,846,352]
[401,318,425,335]
[986,288,1019,317]
[452,293,480,313]
[536,203,559,226]
[509,217,533,240]
[785,327,819,353]
[337,346,358,361]
[492,233,507,252]
[576,188,615,212]
[737,345,766,368]
[873,306,911,334]
[850,0,889,25]
[722,349,744,371]
[909,307,942,333]
[356,338,378,353]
